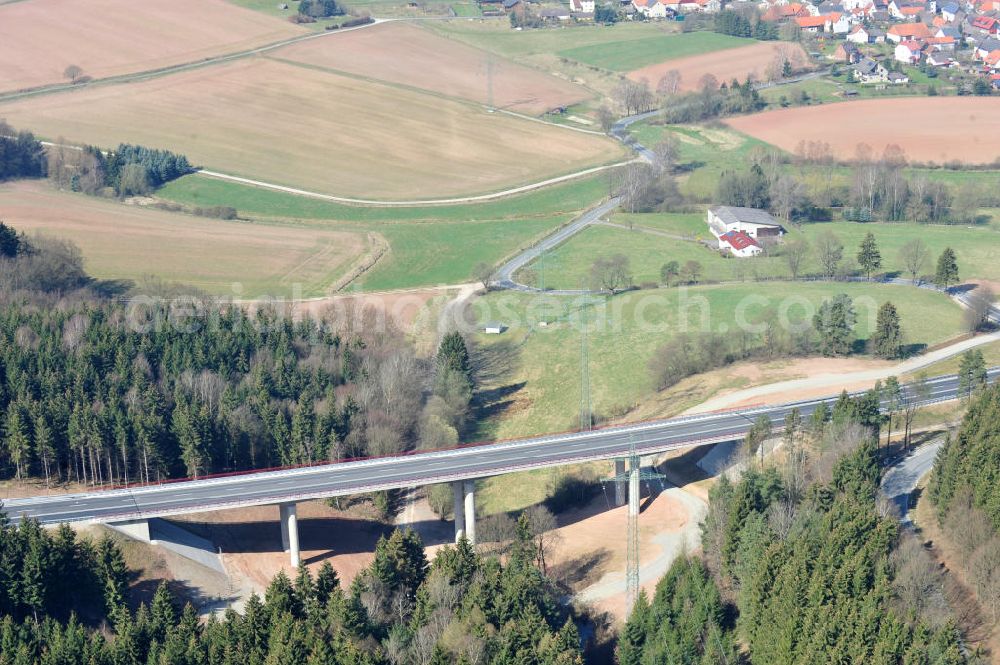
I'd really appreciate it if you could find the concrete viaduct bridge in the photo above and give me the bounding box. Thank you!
[3,369,990,567]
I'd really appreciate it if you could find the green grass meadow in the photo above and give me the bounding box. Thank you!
[468,282,963,440]
[557,32,754,72]
[525,214,1000,290]
[157,173,613,291]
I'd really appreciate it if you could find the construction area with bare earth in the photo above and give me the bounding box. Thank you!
[627,41,810,91]
[726,96,1000,164]
[0,181,367,297]
[273,21,591,115]
[0,56,622,200]
[0,0,306,94]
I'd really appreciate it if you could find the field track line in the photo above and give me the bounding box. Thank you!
[0,17,388,103]
[194,160,637,207]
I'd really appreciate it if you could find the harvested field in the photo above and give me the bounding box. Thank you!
[0,59,621,200]
[0,0,305,94]
[627,42,809,92]
[0,182,365,297]
[274,22,589,115]
[726,97,1000,164]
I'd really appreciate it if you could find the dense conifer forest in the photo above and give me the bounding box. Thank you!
[619,390,969,664]
[0,512,583,664]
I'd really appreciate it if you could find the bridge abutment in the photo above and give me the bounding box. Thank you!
[110,518,151,543]
[279,502,300,567]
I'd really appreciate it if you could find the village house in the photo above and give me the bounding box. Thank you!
[834,41,864,61]
[847,23,887,41]
[970,15,1000,35]
[795,13,833,30]
[852,56,895,81]
[706,206,784,256]
[539,6,571,19]
[887,21,933,40]
[762,1,809,20]
[570,0,596,12]
[940,0,959,19]
[926,50,957,64]
[895,38,926,61]
[975,36,1000,58]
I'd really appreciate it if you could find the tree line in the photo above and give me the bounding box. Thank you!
[928,383,1000,622]
[0,513,584,664]
[48,142,190,197]
[0,121,46,182]
[647,290,907,392]
[620,391,968,663]
[0,224,475,490]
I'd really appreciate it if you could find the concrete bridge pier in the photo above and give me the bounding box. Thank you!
[614,459,627,506]
[628,458,640,518]
[464,479,477,545]
[452,481,466,543]
[279,502,300,567]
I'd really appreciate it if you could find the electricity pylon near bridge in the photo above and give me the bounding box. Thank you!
[607,435,666,615]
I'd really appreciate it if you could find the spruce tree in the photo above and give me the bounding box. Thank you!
[857,232,882,280]
[870,302,902,359]
[934,247,959,288]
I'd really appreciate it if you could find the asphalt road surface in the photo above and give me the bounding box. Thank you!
[5,369,994,526]
[880,438,945,525]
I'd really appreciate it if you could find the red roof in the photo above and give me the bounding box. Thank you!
[888,23,932,37]
[972,16,998,29]
[900,39,925,51]
[721,231,760,251]
[796,15,829,27]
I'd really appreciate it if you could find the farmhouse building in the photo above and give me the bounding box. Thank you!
[707,206,784,249]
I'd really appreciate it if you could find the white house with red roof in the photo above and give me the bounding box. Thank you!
[707,206,783,257]
[895,39,926,61]
[570,0,596,12]
[632,0,668,17]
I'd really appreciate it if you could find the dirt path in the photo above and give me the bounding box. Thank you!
[686,330,1000,414]
[194,157,634,206]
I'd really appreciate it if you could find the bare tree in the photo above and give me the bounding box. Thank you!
[473,261,496,291]
[783,237,810,279]
[589,254,632,294]
[650,136,679,175]
[815,231,844,279]
[770,174,803,223]
[63,64,84,82]
[656,69,682,98]
[892,534,951,628]
[616,162,649,213]
[698,73,719,92]
[964,284,995,333]
[596,104,615,134]
[524,505,561,574]
[898,238,929,283]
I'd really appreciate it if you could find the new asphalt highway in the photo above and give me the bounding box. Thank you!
[5,368,996,526]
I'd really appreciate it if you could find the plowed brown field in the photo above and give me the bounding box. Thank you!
[0,0,305,93]
[274,22,589,115]
[726,97,1000,164]
[0,58,621,199]
[0,181,364,297]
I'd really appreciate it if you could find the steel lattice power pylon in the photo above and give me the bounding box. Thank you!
[607,435,666,614]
